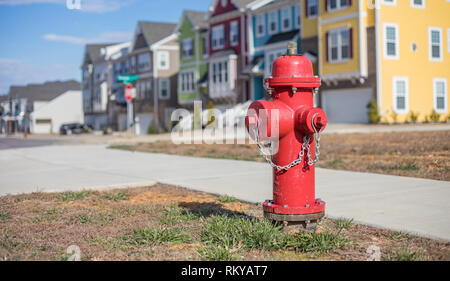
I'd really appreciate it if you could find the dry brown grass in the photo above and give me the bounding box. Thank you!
[111,130,450,181]
[0,184,448,261]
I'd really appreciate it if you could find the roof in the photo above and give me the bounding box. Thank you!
[8,80,81,103]
[209,0,260,13]
[84,44,114,65]
[137,21,177,48]
[184,10,208,29]
[265,29,299,45]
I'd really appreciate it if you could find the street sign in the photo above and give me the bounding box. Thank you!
[117,75,139,83]
[125,84,135,102]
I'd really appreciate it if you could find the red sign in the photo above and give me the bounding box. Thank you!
[125,84,134,102]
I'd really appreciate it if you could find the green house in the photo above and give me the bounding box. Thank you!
[175,10,209,106]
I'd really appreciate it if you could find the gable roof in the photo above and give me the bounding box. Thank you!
[133,21,177,51]
[184,10,208,29]
[8,80,81,103]
[209,0,259,12]
[83,44,114,66]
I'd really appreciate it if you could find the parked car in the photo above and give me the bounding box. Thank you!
[59,123,87,135]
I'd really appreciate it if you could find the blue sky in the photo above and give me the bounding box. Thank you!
[0,0,212,95]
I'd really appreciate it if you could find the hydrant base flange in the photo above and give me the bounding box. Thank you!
[264,211,325,231]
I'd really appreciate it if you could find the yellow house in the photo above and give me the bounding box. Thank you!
[301,0,450,123]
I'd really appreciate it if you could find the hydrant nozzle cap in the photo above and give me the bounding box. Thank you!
[287,41,297,55]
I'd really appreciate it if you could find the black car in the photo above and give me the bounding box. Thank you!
[59,123,86,135]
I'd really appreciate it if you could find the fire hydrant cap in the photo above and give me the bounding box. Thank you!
[266,54,320,88]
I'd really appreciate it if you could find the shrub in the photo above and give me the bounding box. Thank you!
[367,99,381,124]
[147,121,158,134]
[407,111,420,123]
[428,110,441,123]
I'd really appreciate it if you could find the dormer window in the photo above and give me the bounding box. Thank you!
[328,0,350,12]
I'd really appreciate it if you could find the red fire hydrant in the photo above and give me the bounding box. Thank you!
[246,42,328,230]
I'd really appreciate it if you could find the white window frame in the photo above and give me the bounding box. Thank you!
[448,29,450,53]
[281,7,292,32]
[159,78,170,100]
[327,0,351,12]
[230,21,239,46]
[381,0,397,6]
[268,10,278,35]
[255,14,265,38]
[265,49,284,77]
[328,27,351,63]
[294,5,302,28]
[157,51,169,70]
[433,78,448,113]
[383,23,399,60]
[182,38,193,59]
[306,0,317,18]
[392,77,409,114]
[429,27,443,62]
[410,0,425,9]
[211,25,225,50]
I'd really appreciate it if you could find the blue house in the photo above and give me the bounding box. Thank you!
[245,0,302,101]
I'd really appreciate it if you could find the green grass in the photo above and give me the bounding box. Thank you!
[285,231,348,253]
[100,191,129,201]
[385,231,411,241]
[333,218,353,231]
[197,245,237,261]
[200,216,286,250]
[368,164,418,171]
[0,211,11,221]
[31,207,60,223]
[70,213,113,224]
[61,191,90,202]
[158,205,197,226]
[120,226,191,246]
[383,247,424,261]
[91,235,131,251]
[218,195,237,203]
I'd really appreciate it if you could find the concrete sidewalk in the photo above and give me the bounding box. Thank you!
[0,144,449,241]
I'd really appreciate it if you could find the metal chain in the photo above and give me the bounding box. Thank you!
[252,114,323,171]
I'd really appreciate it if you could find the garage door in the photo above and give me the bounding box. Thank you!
[322,88,373,124]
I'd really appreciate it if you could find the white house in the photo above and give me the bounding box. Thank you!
[30,90,84,134]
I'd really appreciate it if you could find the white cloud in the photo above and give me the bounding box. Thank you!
[0,58,78,94]
[0,0,134,13]
[43,31,132,45]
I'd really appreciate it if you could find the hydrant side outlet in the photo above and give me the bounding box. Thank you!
[246,42,328,230]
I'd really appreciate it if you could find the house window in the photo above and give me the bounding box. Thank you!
[383,23,399,60]
[265,49,284,77]
[158,51,169,70]
[256,14,265,37]
[411,0,425,8]
[429,27,443,62]
[328,0,350,12]
[137,53,151,72]
[393,77,409,114]
[328,27,351,63]
[281,7,292,32]
[230,21,239,46]
[306,0,317,18]
[130,56,136,73]
[212,64,217,83]
[294,5,301,28]
[210,62,228,85]
[381,0,396,5]
[433,78,448,113]
[202,36,209,57]
[159,78,170,99]
[212,25,225,50]
[268,11,278,35]
[145,80,152,99]
[182,38,193,59]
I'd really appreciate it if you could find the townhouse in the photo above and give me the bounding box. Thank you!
[176,10,209,107]
[128,21,179,132]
